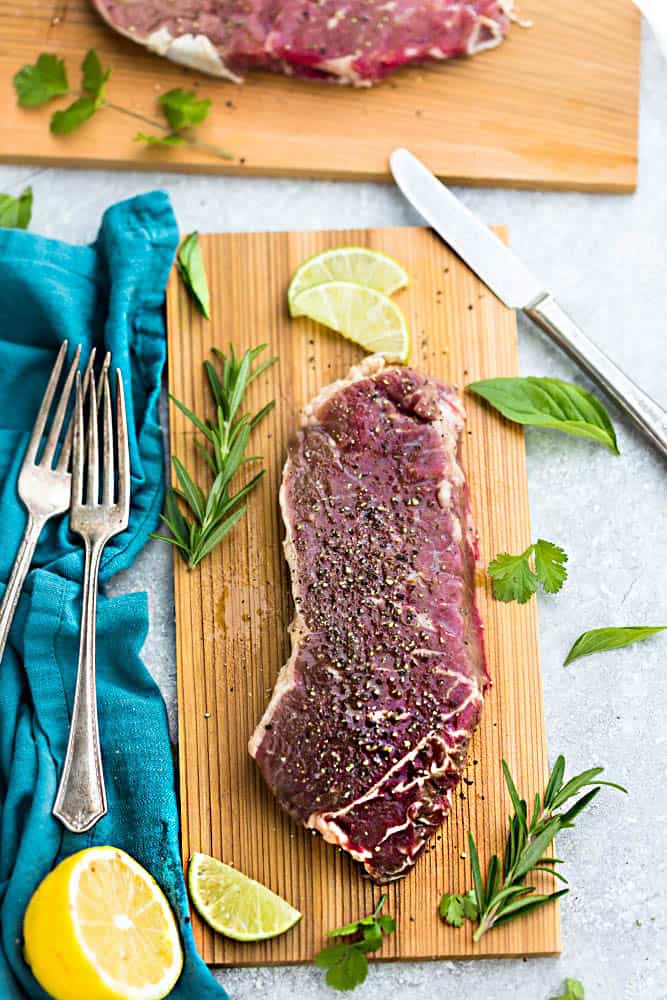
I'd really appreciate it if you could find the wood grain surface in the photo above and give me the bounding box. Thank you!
[165,226,560,966]
[1,1,639,190]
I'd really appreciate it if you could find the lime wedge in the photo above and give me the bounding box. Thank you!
[188,853,301,942]
[288,247,408,315]
[290,281,410,363]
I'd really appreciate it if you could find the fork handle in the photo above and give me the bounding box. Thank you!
[0,513,47,666]
[53,537,107,833]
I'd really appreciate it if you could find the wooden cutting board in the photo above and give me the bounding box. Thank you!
[0,1,639,190]
[165,225,559,966]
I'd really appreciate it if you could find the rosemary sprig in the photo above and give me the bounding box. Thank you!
[152,343,277,569]
[440,756,626,941]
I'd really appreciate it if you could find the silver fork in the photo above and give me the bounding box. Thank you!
[53,364,130,834]
[0,341,96,666]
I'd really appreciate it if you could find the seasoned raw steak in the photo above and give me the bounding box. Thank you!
[91,0,512,85]
[249,356,488,882]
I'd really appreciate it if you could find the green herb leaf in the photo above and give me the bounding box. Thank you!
[316,896,395,991]
[463,891,479,920]
[159,88,211,129]
[488,546,538,604]
[177,232,211,319]
[316,944,368,992]
[0,186,32,229]
[50,97,97,134]
[135,132,187,147]
[564,626,666,665]
[152,345,276,569]
[533,539,568,593]
[438,893,466,928]
[14,53,69,107]
[81,49,110,105]
[549,978,585,1000]
[488,538,568,604]
[467,376,619,454]
[445,756,624,942]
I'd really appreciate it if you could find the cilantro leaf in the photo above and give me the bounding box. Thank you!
[315,895,395,992]
[159,88,211,129]
[488,547,538,604]
[489,538,568,604]
[81,49,110,106]
[328,919,363,939]
[462,891,479,920]
[0,186,32,229]
[177,232,211,319]
[549,978,585,1000]
[439,892,466,927]
[534,538,568,593]
[316,944,368,992]
[467,376,619,454]
[50,97,97,135]
[360,923,383,951]
[14,53,69,108]
[564,626,666,665]
[135,132,187,147]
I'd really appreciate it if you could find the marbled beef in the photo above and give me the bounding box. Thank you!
[249,356,488,882]
[91,0,512,85]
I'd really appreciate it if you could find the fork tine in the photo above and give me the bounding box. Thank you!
[86,374,99,506]
[116,369,130,519]
[101,367,114,506]
[41,344,81,468]
[71,373,84,507]
[57,348,96,473]
[25,340,68,464]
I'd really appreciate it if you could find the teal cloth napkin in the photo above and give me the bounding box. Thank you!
[0,193,228,1000]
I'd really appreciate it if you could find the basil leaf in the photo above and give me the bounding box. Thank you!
[14,53,69,107]
[467,376,619,454]
[159,88,211,129]
[177,232,210,319]
[564,626,666,665]
[0,186,32,229]
[50,97,97,134]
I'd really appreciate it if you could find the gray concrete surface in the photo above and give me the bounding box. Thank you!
[2,22,665,1000]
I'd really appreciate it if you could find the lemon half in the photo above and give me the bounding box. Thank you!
[23,846,183,1000]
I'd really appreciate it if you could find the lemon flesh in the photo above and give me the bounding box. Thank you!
[290,281,410,363]
[188,853,301,942]
[288,247,408,315]
[23,846,183,1000]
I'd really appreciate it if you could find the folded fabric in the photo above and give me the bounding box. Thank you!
[0,192,228,1000]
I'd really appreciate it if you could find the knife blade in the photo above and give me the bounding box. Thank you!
[389,148,667,459]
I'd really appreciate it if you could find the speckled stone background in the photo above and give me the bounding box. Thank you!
[1,23,665,1000]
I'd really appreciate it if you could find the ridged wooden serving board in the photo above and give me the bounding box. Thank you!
[166,225,559,966]
[0,0,639,190]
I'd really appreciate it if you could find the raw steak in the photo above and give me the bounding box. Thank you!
[91,0,512,85]
[249,356,488,882]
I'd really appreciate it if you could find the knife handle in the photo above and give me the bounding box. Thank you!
[525,292,667,459]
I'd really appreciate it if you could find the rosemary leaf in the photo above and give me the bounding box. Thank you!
[153,343,276,569]
[440,755,626,941]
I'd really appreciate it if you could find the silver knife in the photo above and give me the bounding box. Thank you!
[390,148,667,459]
